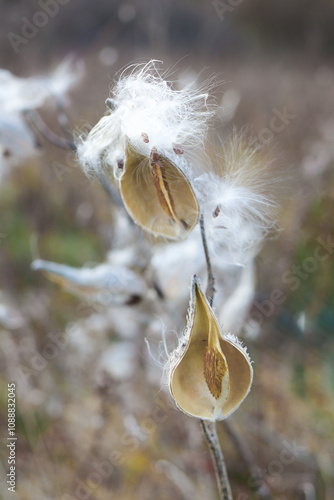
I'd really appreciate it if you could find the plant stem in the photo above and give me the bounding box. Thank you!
[200,213,233,500]
[200,420,233,500]
[199,213,215,306]
[23,109,76,151]
[97,172,124,207]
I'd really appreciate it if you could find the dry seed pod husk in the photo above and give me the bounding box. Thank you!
[120,143,199,240]
[31,259,147,305]
[170,277,253,420]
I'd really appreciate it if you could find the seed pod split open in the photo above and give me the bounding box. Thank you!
[169,277,253,421]
[119,143,199,240]
[31,259,147,305]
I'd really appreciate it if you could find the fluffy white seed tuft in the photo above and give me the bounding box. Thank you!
[77,60,215,178]
[0,55,83,115]
[195,134,279,265]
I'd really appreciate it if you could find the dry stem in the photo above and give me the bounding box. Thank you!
[200,213,233,500]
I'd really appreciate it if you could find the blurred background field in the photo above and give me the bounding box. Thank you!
[0,1,334,499]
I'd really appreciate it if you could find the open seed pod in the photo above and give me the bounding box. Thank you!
[169,277,253,420]
[119,143,199,240]
[31,259,147,306]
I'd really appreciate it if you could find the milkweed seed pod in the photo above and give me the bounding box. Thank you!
[31,259,147,306]
[0,56,83,178]
[77,61,214,239]
[169,277,253,421]
[120,143,199,239]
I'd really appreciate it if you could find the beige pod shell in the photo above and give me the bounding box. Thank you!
[170,277,253,421]
[120,143,199,240]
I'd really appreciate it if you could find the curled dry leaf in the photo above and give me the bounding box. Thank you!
[169,277,253,420]
[120,143,199,240]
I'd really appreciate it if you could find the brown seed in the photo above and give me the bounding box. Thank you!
[141,132,149,143]
[204,345,228,399]
[173,143,184,155]
[213,205,221,218]
[150,146,160,164]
